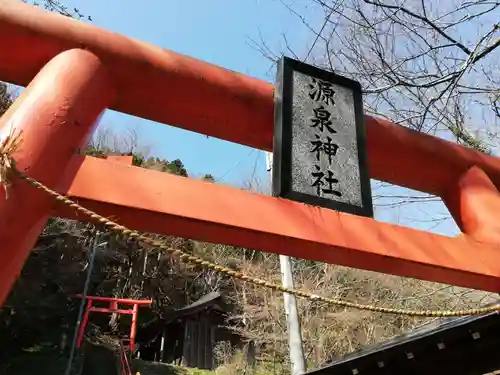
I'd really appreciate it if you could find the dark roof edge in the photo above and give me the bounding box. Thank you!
[306,304,500,374]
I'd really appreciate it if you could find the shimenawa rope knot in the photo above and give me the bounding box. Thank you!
[0,128,22,199]
[2,129,500,318]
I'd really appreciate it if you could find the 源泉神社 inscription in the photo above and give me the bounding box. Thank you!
[272,56,373,218]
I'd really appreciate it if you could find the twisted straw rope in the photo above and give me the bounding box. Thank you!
[1,130,500,317]
[0,129,22,199]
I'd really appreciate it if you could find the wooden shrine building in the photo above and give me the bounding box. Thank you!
[307,309,500,375]
[136,291,240,370]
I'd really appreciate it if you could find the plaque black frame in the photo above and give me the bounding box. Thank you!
[272,56,373,218]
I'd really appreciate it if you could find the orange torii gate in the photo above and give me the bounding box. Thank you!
[1,0,500,307]
[75,296,152,352]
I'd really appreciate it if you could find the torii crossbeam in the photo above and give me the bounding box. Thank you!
[1,0,500,306]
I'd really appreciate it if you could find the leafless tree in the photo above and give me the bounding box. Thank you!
[249,0,500,230]
[256,0,500,153]
[88,126,152,159]
[0,82,13,118]
[23,0,91,20]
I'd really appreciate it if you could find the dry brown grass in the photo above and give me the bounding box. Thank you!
[194,244,500,369]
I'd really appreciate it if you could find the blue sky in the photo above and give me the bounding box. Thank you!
[60,0,319,185]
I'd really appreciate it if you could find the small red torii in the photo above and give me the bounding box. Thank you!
[76,295,152,352]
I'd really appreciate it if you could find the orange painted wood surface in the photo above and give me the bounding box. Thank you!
[443,167,500,244]
[106,155,134,165]
[2,1,500,197]
[0,50,114,306]
[76,295,153,305]
[52,156,500,293]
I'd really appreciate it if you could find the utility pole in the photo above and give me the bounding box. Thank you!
[65,229,102,375]
[266,152,306,375]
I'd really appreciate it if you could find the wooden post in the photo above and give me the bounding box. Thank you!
[76,300,93,349]
[130,303,139,352]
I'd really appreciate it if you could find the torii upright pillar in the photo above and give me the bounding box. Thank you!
[0,49,114,306]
